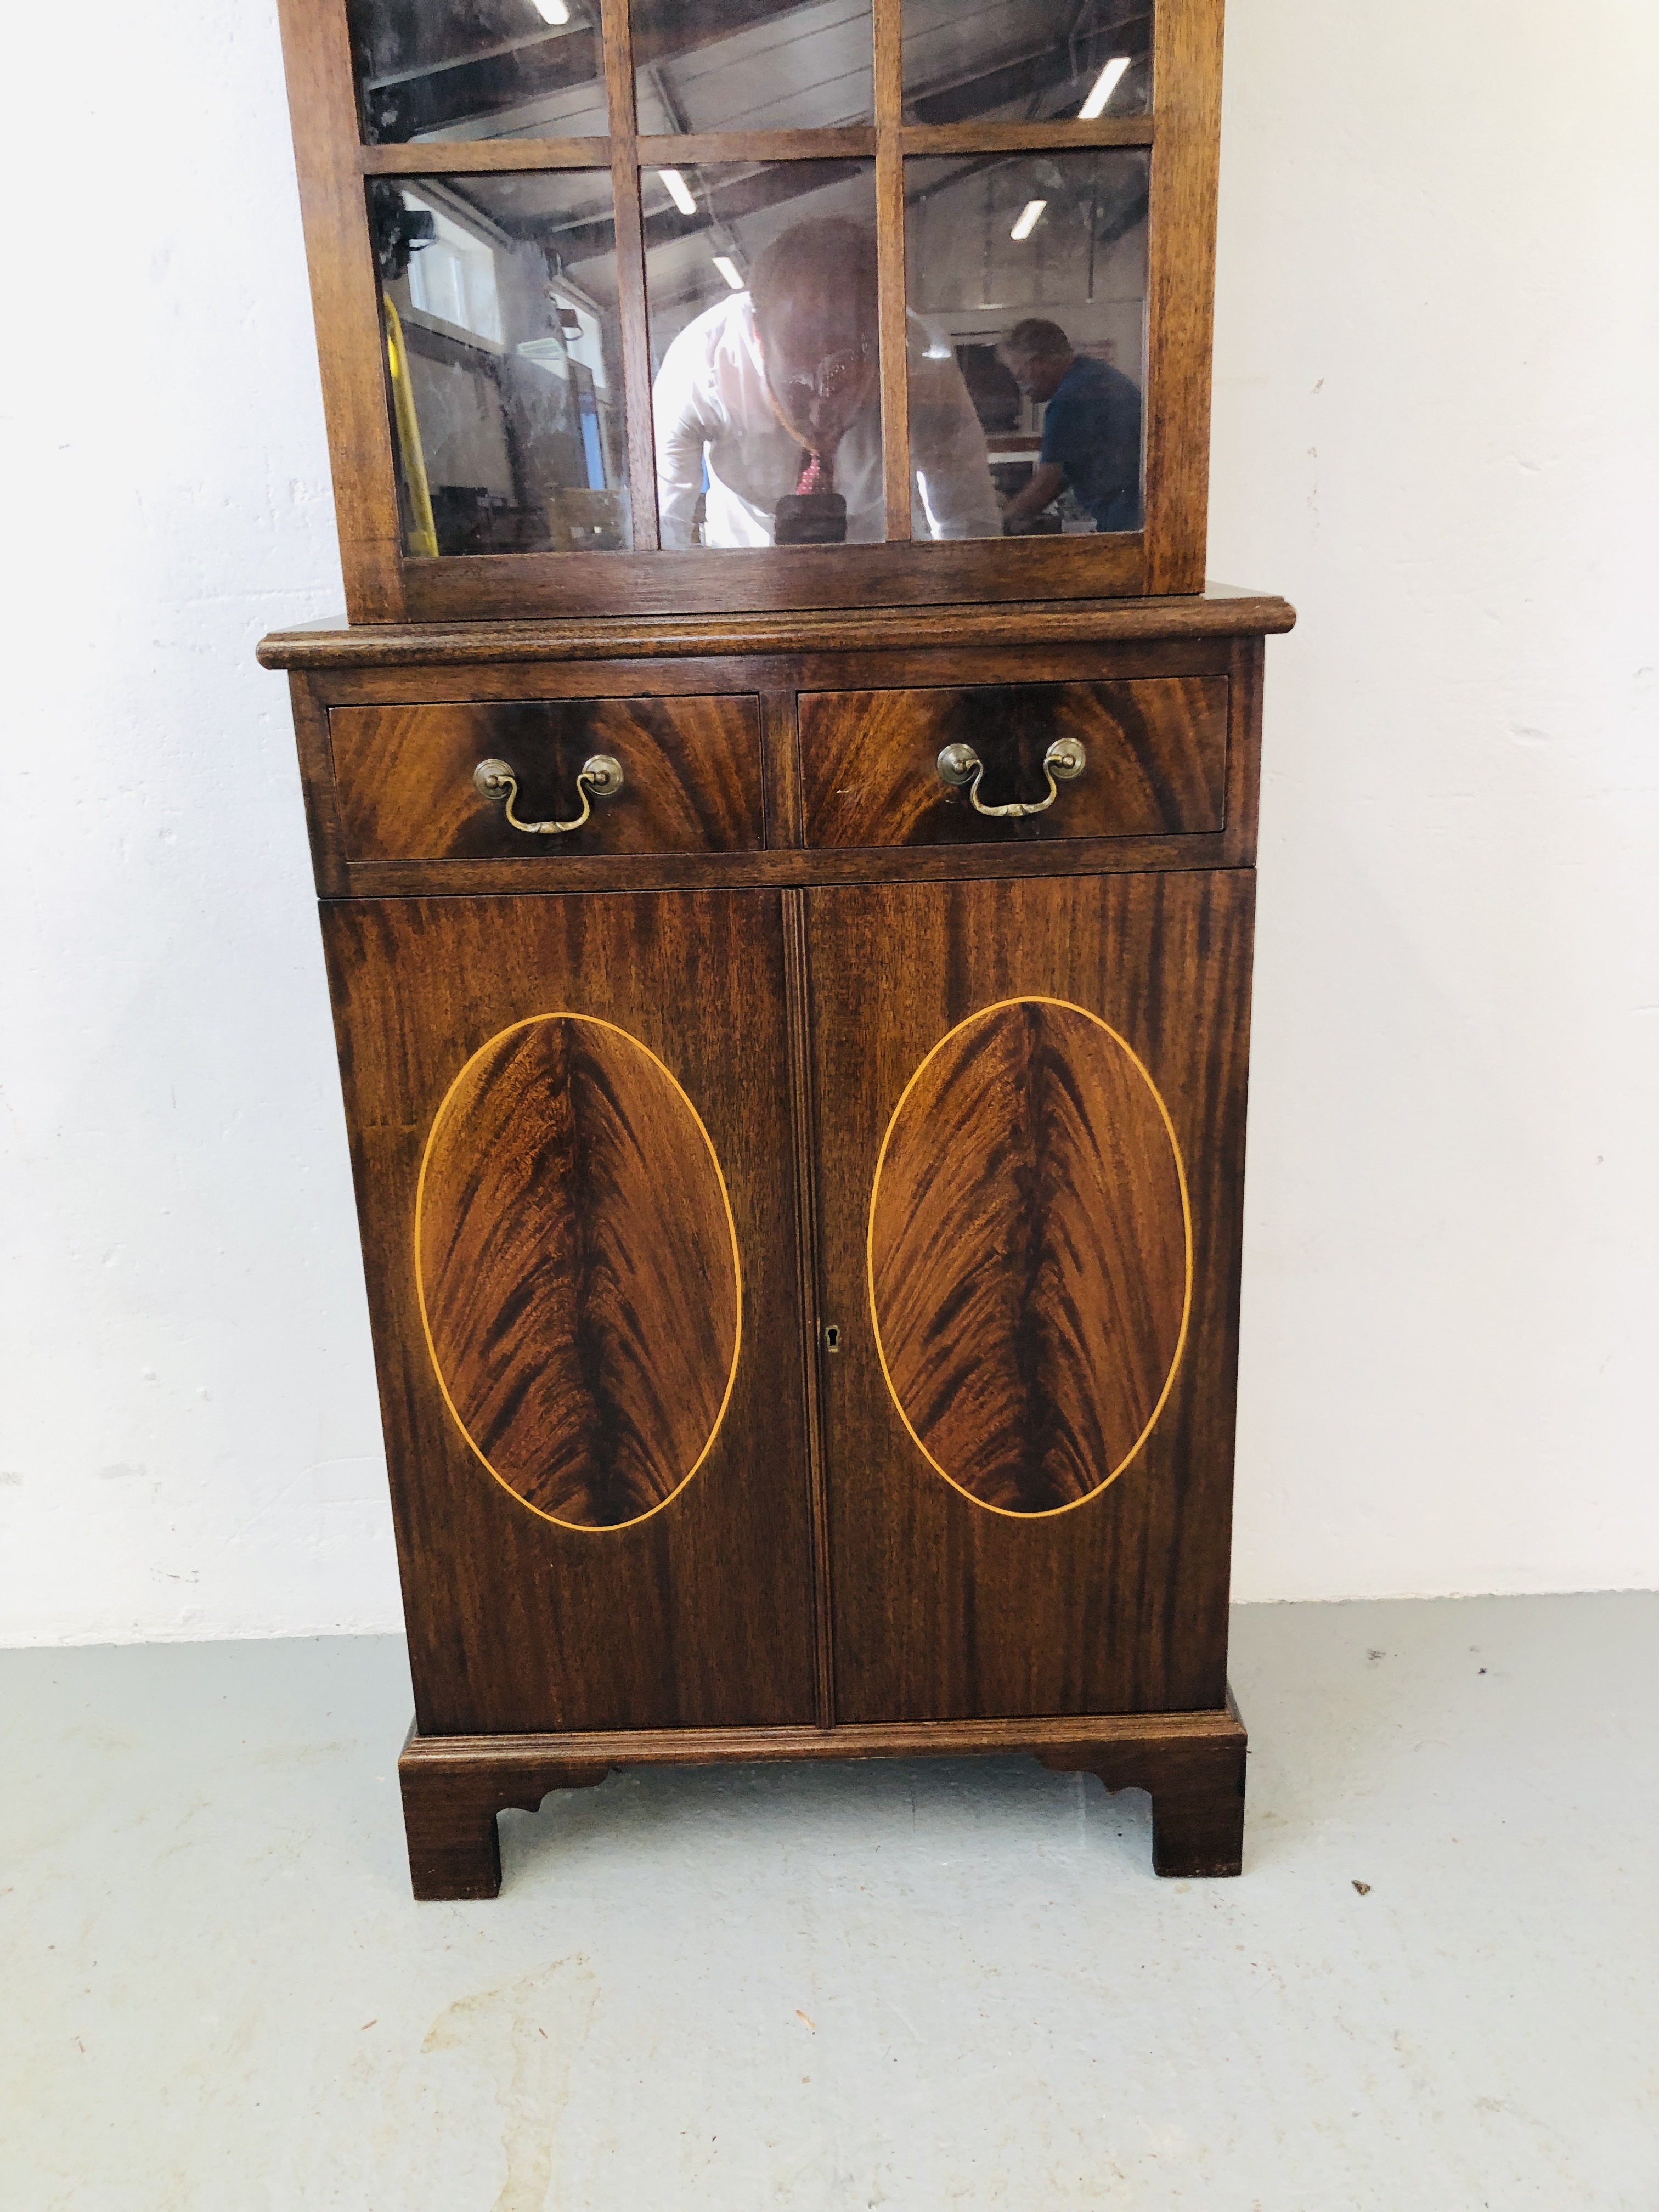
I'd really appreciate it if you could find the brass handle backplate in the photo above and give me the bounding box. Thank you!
[473,754,625,836]
[936,737,1087,818]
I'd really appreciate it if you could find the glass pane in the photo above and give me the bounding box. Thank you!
[348,0,606,145]
[902,0,1151,128]
[635,1,873,135]
[647,161,913,549]
[374,174,631,556]
[906,151,1148,539]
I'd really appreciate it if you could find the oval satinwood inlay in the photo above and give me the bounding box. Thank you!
[868,997,1190,1517]
[416,1015,741,1532]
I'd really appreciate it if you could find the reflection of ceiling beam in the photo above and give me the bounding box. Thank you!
[644,188,853,314]
[643,60,692,139]
[904,153,1150,252]
[490,158,867,267]
[365,0,830,144]
[646,160,865,249]
[365,27,600,140]
[908,9,1150,127]
[629,0,821,75]
[642,64,753,275]
[905,148,1145,204]
[363,20,588,92]
[371,0,1154,144]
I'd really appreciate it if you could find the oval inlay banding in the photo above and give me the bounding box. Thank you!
[416,1016,741,1531]
[868,998,1190,1517]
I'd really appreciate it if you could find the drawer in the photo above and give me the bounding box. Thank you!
[328,695,765,861]
[799,678,1227,848]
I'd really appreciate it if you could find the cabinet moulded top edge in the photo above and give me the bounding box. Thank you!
[257,586,1296,671]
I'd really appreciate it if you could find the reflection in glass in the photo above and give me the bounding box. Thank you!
[348,0,605,144]
[635,0,873,136]
[902,0,1150,127]
[906,151,1148,538]
[374,174,630,556]
[645,163,997,549]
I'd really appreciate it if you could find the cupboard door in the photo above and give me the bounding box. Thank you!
[323,889,817,1736]
[807,872,1254,1722]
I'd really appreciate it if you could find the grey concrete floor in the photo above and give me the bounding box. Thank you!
[3,1594,1656,2210]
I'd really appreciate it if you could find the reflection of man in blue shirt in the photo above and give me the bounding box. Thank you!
[997,318,1143,535]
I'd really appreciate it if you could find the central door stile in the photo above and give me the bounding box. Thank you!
[783,887,837,1730]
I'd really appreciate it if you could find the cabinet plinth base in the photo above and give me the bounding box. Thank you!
[397,1727,610,1901]
[1035,1690,1248,1877]
[397,1697,1248,1898]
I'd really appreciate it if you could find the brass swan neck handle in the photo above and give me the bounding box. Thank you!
[473,755,625,836]
[935,737,1087,819]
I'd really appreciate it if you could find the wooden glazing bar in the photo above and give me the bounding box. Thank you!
[872,0,911,539]
[601,0,661,549]
[361,129,886,176]
[362,138,613,174]
[898,117,1154,156]
[639,129,879,165]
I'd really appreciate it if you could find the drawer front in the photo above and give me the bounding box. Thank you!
[799,678,1227,849]
[328,695,765,861]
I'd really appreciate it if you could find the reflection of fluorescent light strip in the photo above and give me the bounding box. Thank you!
[1078,55,1131,118]
[533,0,571,21]
[659,168,697,215]
[712,255,744,289]
[1010,199,1047,241]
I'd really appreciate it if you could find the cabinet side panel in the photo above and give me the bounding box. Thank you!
[810,870,1253,1720]
[288,674,348,898]
[321,889,817,1734]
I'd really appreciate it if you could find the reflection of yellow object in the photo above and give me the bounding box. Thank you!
[382,294,439,559]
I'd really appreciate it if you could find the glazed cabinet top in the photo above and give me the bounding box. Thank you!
[260,585,1293,899]
[274,0,1228,623]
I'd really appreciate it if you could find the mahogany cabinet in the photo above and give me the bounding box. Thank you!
[262,0,1294,1893]
[259,592,1293,1894]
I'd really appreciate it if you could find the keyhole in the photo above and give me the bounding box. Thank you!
[824,1324,841,1352]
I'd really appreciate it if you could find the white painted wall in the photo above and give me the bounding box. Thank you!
[2,1,1655,1644]
[1211,2,1659,1600]
[1,2,391,1643]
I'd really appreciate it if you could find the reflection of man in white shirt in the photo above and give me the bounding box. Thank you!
[653,217,1000,549]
